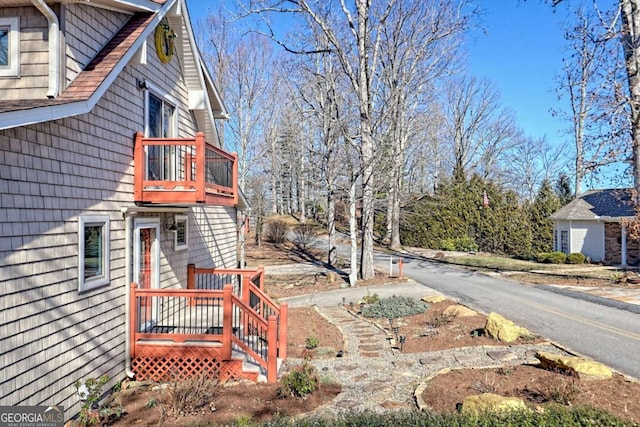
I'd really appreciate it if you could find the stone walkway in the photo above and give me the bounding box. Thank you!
[286,305,570,417]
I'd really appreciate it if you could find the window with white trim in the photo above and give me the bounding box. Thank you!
[560,230,569,254]
[0,17,19,77]
[174,214,188,250]
[144,84,178,180]
[78,215,110,292]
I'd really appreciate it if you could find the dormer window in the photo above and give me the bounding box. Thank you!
[0,17,19,77]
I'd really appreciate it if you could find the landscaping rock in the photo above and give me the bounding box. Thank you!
[461,393,527,414]
[485,312,531,343]
[535,351,613,380]
[422,294,446,303]
[443,304,477,318]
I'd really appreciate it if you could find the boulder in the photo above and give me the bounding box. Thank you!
[443,304,477,318]
[485,312,531,343]
[535,351,613,380]
[422,294,446,304]
[461,393,527,414]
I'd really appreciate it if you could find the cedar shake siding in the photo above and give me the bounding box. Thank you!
[0,6,49,99]
[64,4,131,86]
[0,16,238,418]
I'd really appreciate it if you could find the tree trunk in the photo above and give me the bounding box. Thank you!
[349,176,358,287]
[621,0,640,198]
[328,185,337,266]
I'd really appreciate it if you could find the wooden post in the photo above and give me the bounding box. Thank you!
[278,303,288,360]
[399,259,404,279]
[267,315,278,383]
[195,132,206,202]
[133,132,144,202]
[222,284,233,360]
[187,263,196,306]
[258,265,265,290]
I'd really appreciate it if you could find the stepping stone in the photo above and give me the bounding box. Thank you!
[393,360,415,368]
[334,364,359,371]
[419,356,444,365]
[454,353,481,364]
[351,373,368,382]
[335,400,359,409]
[358,344,383,351]
[380,401,409,409]
[363,382,389,393]
[360,351,380,358]
[487,350,518,362]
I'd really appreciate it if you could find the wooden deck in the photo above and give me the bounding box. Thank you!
[130,266,287,383]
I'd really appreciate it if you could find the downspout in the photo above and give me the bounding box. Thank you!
[122,210,135,378]
[31,0,60,98]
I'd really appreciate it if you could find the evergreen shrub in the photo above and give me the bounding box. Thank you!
[536,253,549,263]
[440,238,456,251]
[277,360,318,398]
[567,252,586,264]
[454,237,478,252]
[360,295,428,319]
[545,251,567,264]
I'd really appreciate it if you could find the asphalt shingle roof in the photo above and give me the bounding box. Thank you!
[0,12,154,114]
[549,188,635,220]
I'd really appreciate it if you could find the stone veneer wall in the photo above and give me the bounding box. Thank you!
[604,223,640,265]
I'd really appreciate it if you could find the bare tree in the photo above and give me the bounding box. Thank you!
[375,0,469,250]
[555,5,628,195]
[442,75,517,178]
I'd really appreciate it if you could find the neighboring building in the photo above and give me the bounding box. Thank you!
[0,0,285,420]
[549,188,638,265]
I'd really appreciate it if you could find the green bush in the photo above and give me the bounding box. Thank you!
[454,237,478,252]
[545,251,567,264]
[277,360,318,398]
[304,336,319,350]
[536,252,550,263]
[360,295,428,319]
[440,238,456,251]
[258,405,634,426]
[567,252,586,264]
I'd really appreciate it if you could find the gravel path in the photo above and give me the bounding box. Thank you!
[283,305,570,417]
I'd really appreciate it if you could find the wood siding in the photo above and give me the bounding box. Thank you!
[0,18,237,419]
[63,4,131,87]
[0,6,48,99]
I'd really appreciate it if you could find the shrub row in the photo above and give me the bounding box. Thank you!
[251,406,634,426]
[440,237,478,252]
[360,295,428,319]
[536,252,586,264]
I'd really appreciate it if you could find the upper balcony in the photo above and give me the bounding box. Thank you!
[134,132,238,206]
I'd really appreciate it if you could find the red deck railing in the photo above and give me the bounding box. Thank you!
[130,266,287,383]
[133,132,238,206]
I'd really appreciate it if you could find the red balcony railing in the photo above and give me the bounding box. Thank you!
[134,132,238,206]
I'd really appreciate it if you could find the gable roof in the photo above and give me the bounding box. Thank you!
[0,0,228,144]
[550,188,635,221]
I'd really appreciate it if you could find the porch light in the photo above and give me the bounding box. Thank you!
[164,216,177,231]
[399,335,406,351]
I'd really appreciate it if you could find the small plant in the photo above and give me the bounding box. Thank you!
[471,373,501,394]
[74,375,124,426]
[305,335,319,350]
[454,237,478,252]
[611,271,624,283]
[440,238,456,251]
[543,377,581,405]
[266,220,287,244]
[277,360,319,398]
[161,372,219,415]
[292,223,316,249]
[567,252,586,264]
[360,295,428,319]
[426,309,455,328]
[362,292,379,304]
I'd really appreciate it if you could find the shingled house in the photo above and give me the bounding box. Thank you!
[549,189,638,265]
[0,0,285,420]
